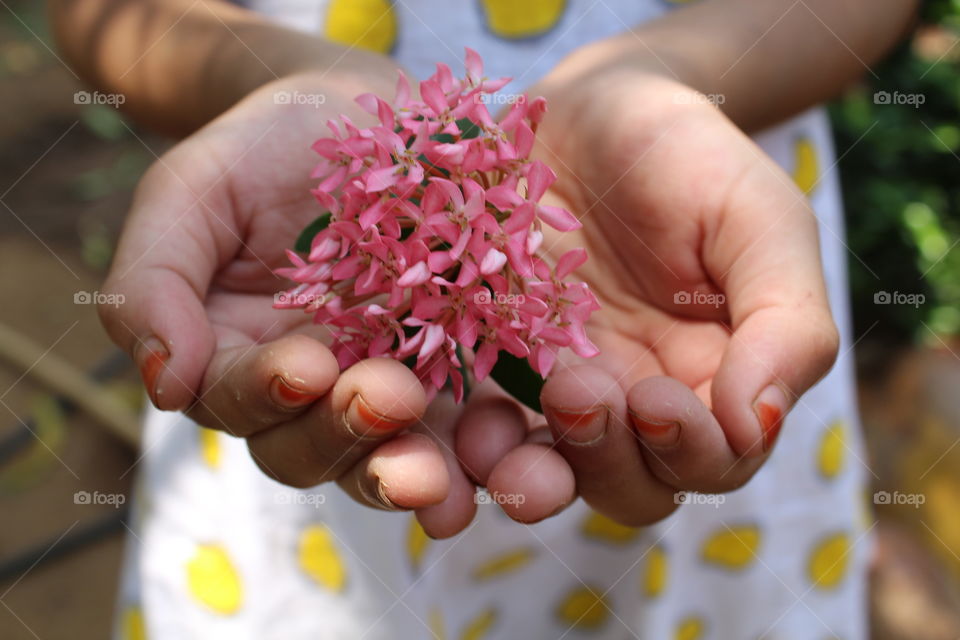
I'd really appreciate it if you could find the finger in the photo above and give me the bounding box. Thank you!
[541,365,678,526]
[246,358,426,488]
[415,393,480,538]
[186,334,339,436]
[707,167,839,457]
[454,388,528,486]
[97,154,234,411]
[626,376,763,493]
[337,432,449,510]
[486,443,575,524]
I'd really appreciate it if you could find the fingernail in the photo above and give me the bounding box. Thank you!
[549,407,607,444]
[136,336,168,408]
[270,376,321,408]
[347,394,411,437]
[628,411,681,448]
[375,476,401,511]
[754,384,789,452]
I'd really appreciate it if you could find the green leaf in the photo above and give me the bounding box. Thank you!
[489,352,544,413]
[294,213,332,253]
[455,117,481,139]
[429,132,456,144]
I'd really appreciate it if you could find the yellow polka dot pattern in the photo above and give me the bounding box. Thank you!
[792,136,820,195]
[298,524,348,592]
[186,544,243,615]
[480,0,566,39]
[324,0,397,54]
[471,547,535,581]
[121,606,147,640]
[701,525,761,571]
[555,586,610,630]
[581,510,641,545]
[808,533,851,589]
[643,544,668,597]
[460,608,497,640]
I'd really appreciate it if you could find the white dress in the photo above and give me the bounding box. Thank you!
[114,1,871,638]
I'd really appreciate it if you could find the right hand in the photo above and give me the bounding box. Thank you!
[98,72,488,528]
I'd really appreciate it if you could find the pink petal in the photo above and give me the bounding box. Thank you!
[537,205,581,231]
[525,161,556,202]
[480,248,507,275]
[397,261,431,287]
[473,342,499,382]
[555,248,588,279]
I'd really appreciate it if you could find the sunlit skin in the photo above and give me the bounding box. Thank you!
[50,0,919,536]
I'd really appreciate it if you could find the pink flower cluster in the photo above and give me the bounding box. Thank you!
[276,49,599,402]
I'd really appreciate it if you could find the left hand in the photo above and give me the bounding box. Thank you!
[448,68,839,527]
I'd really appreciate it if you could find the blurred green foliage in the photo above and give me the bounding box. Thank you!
[831,0,960,343]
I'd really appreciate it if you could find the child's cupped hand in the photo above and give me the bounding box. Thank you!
[96,73,476,518]
[460,69,842,527]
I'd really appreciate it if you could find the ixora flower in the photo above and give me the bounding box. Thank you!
[275,48,600,410]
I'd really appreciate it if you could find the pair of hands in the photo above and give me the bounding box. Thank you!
[97,61,839,538]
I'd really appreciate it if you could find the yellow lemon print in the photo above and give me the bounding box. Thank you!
[198,427,221,469]
[298,524,348,592]
[471,547,535,581]
[817,420,846,479]
[460,608,497,640]
[185,544,243,615]
[480,0,566,39]
[555,585,610,630]
[581,510,640,545]
[792,137,819,195]
[429,608,446,640]
[674,616,706,640]
[701,525,761,570]
[642,544,668,598]
[324,0,397,54]
[407,516,430,572]
[808,533,851,589]
[121,606,147,640]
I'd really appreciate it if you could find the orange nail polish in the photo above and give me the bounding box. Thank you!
[355,395,409,432]
[756,403,783,451]
[271,376,320,408]
[137,337,168,407]
[550,407,606,443]
[628,412,680,447]
[754,384,789,452]
[552,408,602,429]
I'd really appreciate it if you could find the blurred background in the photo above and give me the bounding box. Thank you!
[2,0,960,638]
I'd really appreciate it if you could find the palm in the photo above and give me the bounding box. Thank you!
[535,83,800,410]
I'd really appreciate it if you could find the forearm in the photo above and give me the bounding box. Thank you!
[547,0,919,131]
[48,0,397,136]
